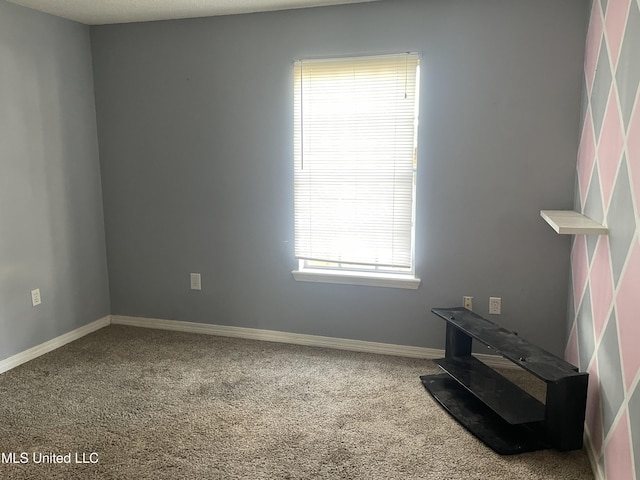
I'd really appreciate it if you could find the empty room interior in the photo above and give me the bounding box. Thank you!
[1,0,639,478]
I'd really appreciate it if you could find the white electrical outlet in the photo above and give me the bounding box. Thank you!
[463,296,473,311]
[489,297,501,315]
[190,273,201,290]
[31,288,41,306]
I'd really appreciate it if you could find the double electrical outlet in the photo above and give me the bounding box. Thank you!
[463,296,501,315]
[31,288,41,306]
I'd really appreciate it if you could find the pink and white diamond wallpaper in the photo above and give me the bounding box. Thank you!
[568,0,640,478]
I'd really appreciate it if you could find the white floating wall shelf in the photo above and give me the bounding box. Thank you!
[540,210,607,235]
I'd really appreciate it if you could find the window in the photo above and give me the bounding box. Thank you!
[292,53,421,289]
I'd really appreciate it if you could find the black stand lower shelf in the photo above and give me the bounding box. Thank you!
[421,374,549,455]
[422,307,588,455]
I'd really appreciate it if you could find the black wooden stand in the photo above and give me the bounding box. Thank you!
[421,307,588,455]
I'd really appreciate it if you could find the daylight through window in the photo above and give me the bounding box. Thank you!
[293,53,420,279]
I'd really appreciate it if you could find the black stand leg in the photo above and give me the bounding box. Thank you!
[445,324,472,357]
[545,376,589,451]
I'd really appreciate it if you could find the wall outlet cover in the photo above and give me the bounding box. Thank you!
[463,296,473,311]
[489,297,501,315]
[31,288,41,306]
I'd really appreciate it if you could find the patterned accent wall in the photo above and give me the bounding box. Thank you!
[567,0,640,478]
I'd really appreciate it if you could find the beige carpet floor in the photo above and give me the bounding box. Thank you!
[0,325,593,479]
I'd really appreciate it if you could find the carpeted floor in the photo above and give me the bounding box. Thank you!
[0,325,593,479]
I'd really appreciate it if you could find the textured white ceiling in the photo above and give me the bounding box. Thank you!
[7,0,378,25]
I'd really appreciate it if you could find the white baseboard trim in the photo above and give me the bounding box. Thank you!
[110,315,514,369]
[0,316,111,375]
[0,314,515,376]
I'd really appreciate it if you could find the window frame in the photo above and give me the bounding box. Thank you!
[291,53,421,289]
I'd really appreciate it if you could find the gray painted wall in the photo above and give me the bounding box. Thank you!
[91,0,588,356]
[0,1,110,360]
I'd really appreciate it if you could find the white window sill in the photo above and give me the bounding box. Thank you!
[292,269,421,290]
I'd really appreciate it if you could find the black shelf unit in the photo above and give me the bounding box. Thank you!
[421,307,588,455]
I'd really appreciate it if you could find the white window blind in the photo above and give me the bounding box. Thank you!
[293,53,420,269]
